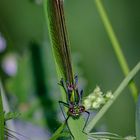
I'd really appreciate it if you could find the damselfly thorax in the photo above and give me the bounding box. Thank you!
[59,76,86,119]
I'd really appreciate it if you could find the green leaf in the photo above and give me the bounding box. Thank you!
[88,132,136,140]
[4,112,21,121]
[50,123,66,140]
[136,95,140,139]
[50,117,87,140]
[0,82,5,140]
[68,117,88,140]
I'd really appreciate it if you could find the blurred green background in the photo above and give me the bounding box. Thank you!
[0,0,140,139]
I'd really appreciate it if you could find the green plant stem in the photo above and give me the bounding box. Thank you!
[49,123,66,140]
[136,95,140,139]
[94,0,138,101]
[86,62,140,132]
[0,81,4,140]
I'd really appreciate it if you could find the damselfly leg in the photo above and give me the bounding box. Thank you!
[82,111,90,134]
[59,101,74,139]
[58,77,90,138]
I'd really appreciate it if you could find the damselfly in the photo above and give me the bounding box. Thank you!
[58,76,90,137]
[45,0,90,138]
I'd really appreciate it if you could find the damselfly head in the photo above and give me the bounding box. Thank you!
[68,105,85,118]
[67,83,75,92]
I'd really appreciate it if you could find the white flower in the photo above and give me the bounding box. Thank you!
[83,86,113,110]
[106,91,113,99]
[92,101,101,109]
[84,99,91,110]
[94,86,101,93]
[88,94,96,100]
[96,97,105,105]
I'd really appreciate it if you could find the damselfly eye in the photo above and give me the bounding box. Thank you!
[69,108,75,114]
[80,106,85,112]
[68,84,74,91]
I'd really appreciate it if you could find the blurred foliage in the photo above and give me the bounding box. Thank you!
[0,0,140,139]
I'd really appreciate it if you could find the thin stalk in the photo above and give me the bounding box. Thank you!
[86,62,140,132]
[0,81,17,134]
[94,0,138,101]
[136,95,140,139]
[0,81,4,140]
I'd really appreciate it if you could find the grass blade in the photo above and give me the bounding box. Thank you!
[136,95,140,139]
[0,81,4,140]
[86,62,140,132]
[94,0,138,101]
[49,123,66,140]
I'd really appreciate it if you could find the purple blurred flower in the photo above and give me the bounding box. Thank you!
[2,54,18,76]
[0,33,6,53]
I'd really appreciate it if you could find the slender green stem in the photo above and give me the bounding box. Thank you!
[0,81,4,140]
[49,123,66,140]
[86,62,140,132]
[136,95,140,139]
[94,0,138,101]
